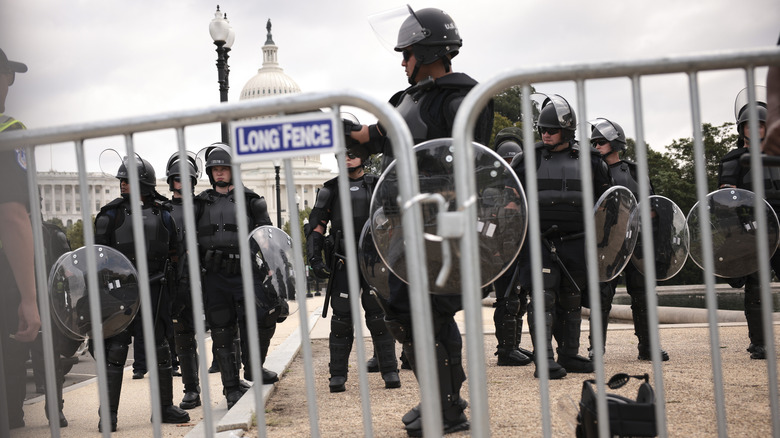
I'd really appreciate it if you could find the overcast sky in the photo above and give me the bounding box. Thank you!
[1,0,778,175]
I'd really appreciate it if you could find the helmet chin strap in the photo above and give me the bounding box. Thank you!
[409,63,421,86]
[215,181,230,188]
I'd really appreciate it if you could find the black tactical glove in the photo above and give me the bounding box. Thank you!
[307,231,331,279]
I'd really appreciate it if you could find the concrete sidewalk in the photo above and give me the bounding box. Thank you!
[10,293,773,437]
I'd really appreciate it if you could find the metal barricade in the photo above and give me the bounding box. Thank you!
[0,90,435,438]
[452,46,780,438]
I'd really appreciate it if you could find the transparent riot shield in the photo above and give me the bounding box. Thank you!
[594,186,639,282]
[248,225,294,317]
[370,138,527,294]
[631,195,690,280]
[48,245,140,341]
[687,187,780,278]
[358,219,391,300]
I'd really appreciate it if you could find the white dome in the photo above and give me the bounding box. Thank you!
[240,19,300,100]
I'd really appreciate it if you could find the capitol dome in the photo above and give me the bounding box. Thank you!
[240,19,301,100]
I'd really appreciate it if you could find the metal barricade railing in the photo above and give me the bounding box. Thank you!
[0,90,439,438]
[452,46,780,438]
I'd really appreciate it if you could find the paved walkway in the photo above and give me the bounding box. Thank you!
[9,292,778,437]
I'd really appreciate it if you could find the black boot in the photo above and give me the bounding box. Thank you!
[366,353,380,372]
[529,302,567,380]
[156,342,190,424]
[177,349,201,409]
[556,307,593,373]
[745,279,766,360]
[213,327,244,409]
[367,314,401,388]
[259,326,279,384]
[329,316,353,393]
[44,359,68,427]
[633,307,670,361]
[98,364,123,432]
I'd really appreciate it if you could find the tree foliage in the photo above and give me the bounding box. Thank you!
[489,85,540,149]
[282,206,312,265]
[66,219,85,249]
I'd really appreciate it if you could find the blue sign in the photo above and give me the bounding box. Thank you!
[231,112,338,162]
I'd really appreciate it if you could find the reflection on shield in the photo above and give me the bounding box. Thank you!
[594,186,639,282]
[48,245,140,341]
[687,188,780,278]
[631,195,690,280]
[249,226,294,314]
[358,219,391,300]
[369,138,527,294]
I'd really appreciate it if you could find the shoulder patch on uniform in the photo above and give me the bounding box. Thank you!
[15,149,27,171]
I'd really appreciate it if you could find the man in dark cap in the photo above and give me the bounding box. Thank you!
[0,48,40,432]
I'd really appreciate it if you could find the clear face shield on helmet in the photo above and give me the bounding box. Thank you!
[734,85,768,122]
[368,5,421,55]
[589,118,621,142]
[533,93,576,130]
[99,149,155,195]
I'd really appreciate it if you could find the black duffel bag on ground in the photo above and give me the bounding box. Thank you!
[576,373,657,437]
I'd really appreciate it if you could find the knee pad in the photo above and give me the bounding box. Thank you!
[331,315,354,339]
[558,290,581,313]
[106,342,129,368]
[365,312,387,337]
[384,317,411,343]
[211,326,236,349]
[156,342,172,367]
[206,304,235,328]
[505,293,522,316]
[174,329,197,354]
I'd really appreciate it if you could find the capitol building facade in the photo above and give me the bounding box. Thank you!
[38,20,333,229]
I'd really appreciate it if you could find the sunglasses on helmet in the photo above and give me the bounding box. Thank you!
[346,151,358,159]
[591,140,610,147]
[402,49,414,62]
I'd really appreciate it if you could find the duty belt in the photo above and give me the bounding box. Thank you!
[203,249,241,275]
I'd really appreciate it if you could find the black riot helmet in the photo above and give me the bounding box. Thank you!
[395,6,461,84]
[494,127,523,163]
[203,142,232,187]
[535,94,577,146]
[116,154,156,195]
[590,118,627,153]
[165,151,201,193]
[734,86,768,147]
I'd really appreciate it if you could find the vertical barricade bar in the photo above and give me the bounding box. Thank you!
[574,80,611,438]
[230,156,266,434]
[688,71,727,438]
[744,69,780,436]
[175,127,215,434]
[522,86,554,438]
[124,135,163,438]
[451,81,490,438]
[25,146,62,437]
[631,74,668,437]
[282,156,321,438]
[329,117,375,434]
[75,139,112,438]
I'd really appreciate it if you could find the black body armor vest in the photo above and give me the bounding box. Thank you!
[102,199,171,273]
[609,161,640,197]
[536,147,586,234]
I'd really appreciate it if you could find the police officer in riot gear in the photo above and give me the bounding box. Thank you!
[491,128,532,366]
[718,87,776,360]
[307,146,401,393]
[194,143,278,409]
[590,118,669,361]
[350,7,493,436]
[93,155,189,431]
[165,151,202,409]
[509,95,611,380]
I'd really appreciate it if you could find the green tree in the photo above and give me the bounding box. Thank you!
[490,85,540,148]
[46,217,66,231]
[282,206,313,265]
[66,219,85,249]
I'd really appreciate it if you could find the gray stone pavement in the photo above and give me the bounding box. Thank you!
[9,291,778,437]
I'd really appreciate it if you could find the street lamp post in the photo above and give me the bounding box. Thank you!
[209,5,235,143]
[274,160,282,227]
